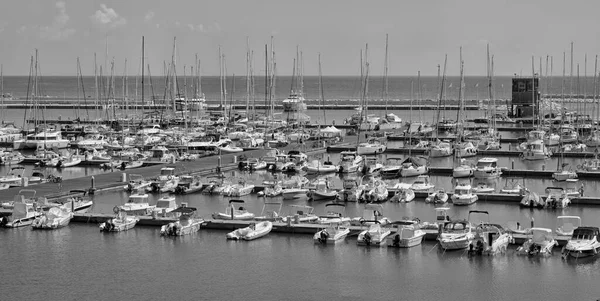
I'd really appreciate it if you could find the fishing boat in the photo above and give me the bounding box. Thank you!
[561,226,600,259]
[387,220,426,248]
[338,151,364,174]
[119,191,155,215]
[160,207,204,236]
[99,210,139,232]
[0,151,25,166]
[467,211,513,256]
[555,215,581,236]
[451,183,478,206]
[305,159,338,174]
[473,158,502,179]
[212,199,255,220]
[0,201,42,228]
[357,221,392,247]
[425,189,448,204]
[31,206,73,230]
[516,228,558,256]
[226,221,273,240]
[438,219,473,251]
[313,221,350,244]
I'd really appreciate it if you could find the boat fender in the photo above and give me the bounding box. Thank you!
[113,206,120,214]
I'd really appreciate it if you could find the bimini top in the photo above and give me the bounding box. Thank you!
[229,199,246,204]
[171,207,197,214]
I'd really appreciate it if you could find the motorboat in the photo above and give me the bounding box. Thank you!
[454,142,478,158]
[225,178,255,197]
[357,222,392,247]
[287,150,308,164]
[119,191,155,215]
[282,91,307,112]
[350,203,391,226]
[337,151,364,174]
[472,182,495,194]
[337,178,363,202]
[13,131,70,150]
[259,181,283,197]
[305,159,338,174]
[428,141,453,158]
[452,159,474,178]
[410,175,435,193]
[150,196,178,217]
[561,227,600,259]
[0,201,42,228]
[356,137,387,155]
[390,186,415,203]
[281,205,318,223]
[519,139,551,160]
[0,152,25,167]
[438,219,474,251]
[499,178,524,194]
[516,228,558,256]
[99,210,139,232]
[238,158,267,171]
[316,203,351,224]
[31,206,73,230]
[307,178,338,201]
[226,221,273,240]
[160,207,204,236]
[362,178,389,203]
[559,127,578,144]
[1,189,37,209]
[362,156,383,175]
[556,216,581,236]
[313,222,351,244]
[467,211,513,256]
[212,199,255,220]
[451,183,478,206]
[387,220,426,248]
[0,165,26,187]
[380,157,403,178]
[173,175,205,194]
[44,155,82,168]
[254,201,283,221]
[425,189,448,204]
[124,174,152,192]
[544,132,560,146]
[61,191,94,213]
[520,189,544,208]
[544,187,571,209]
[473,158,502,179]
[148,167,179,193]
[399,156,428,177]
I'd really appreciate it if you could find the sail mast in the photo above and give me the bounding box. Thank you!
[383,34,389,115]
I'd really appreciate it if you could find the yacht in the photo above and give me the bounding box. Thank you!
[160,207,204,236]
[473,158,502,179]
[387,220,426,248]
[467,211,513,256]
[13,131,70,150]
[282,91,307,112]
[451,183,478,206]
[562,227,600,259]
[428,141,453,158]
[438,219,473,251]
[0,201,42,228]
[356,137,387,155]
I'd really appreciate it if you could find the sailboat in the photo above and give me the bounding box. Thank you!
[553,53,577,182]
[429,55,453,158]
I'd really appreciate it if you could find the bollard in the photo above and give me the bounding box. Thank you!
[21,177,28,187]
[511,160,514,170]
[218,156,222,169]
[91,176,95,189]
[508,144,511,151]
[233,156,237,164]
[531,217,534,228]
[287,216,292,226]
[542,164,545,171]
[121,173,127,183]
[171,156,176,164]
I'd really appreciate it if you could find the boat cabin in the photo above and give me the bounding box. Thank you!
[435,207,451,223]
[571,227,600,240]
[476,158,498,169]
[160,167,176,177]
[442,220,470,233]
[454,184,473,195]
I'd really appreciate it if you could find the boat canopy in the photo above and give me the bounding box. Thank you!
[401,156,427,166]
[229,199,246,204]
[171,207,197,214]
[572,227,600,239]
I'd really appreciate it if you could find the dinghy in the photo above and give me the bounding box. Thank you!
[160,207,204,236]
[99,210,139,232]
[31,206,73,230]
[226,221,273,240]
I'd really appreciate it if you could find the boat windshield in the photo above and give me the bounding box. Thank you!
[444,222,467,232]
[455,188,470,195]
[160,169,175,176]
[156,200,173,208]
[476,161,494,168]
[572,229,596,240]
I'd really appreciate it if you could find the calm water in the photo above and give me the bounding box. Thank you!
[2,191,600,300]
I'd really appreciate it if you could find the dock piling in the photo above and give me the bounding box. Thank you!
[121,173,127,183]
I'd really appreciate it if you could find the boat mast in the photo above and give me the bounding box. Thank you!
[0,64,3,123]
[455,47,463,134]
[435,55,448,138]
[245,38,250,116]
[141,36,145,123]
[594,55,598,128]
[584,54,588,128]
[560,51,566,170]
[319,53,326,126]
[383,33,389,116]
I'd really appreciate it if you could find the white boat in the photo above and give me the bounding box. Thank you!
[438,219,474,251]
[287,150,308,164]
[305,159,338,174]
[99,210,139,232]
[556,215,581,236]
[281,205,318,223]
[160,207,204,236]
[261,181,283,197]
[380,157,403,178]
[467,211,513,256]
[254,201,283,221]
[0,151,25,166]
[173,175,205,194]
[239,158,267,171]
[313,222,350,244]
[428,141,453,158]
[44,155,82,168]
[212,199,255,220]
[390,187,415,203]
[362,178,388,203]
[387,220,426,248]
[520,189,544,208]
[282,91,307,112]
[356,138,387,155]
[473,158,502,179]
[13,131,70,150]
[148,166,179,193]
[451,183,478,206]
[71,134,109,149]
[544,187,571,209]
[552,167,578,182]
[225,178,255,197]
[519,139,551,160]
[516,228,558,256]
[62,191,94,213]
[0,165,26,187]
[472,182,495,194]
[31,206,73,230]
[317,203,351,224]
[399,156,428,177]
[125,174,152,192]
[307,178,338,201]
[454,142,478,158]
[357,222,392,247]
[338,151,364,173]
[226,221,273,240]
[452,159,474,178]
[0,201,42,228]
[337,178,363,202]
[425,189,448,204]
[119,192,156,215]
[150,196,178,217]
[218,143,244,153]
[544,132,560,146]
[410,175,435,193]
[561,226,600,259]
[350,203,390,226]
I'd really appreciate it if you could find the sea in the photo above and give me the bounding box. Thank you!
[2,76,600,300]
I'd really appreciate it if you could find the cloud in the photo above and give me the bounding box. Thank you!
[144,11,154,22]
[184,22,221,33]
[91,4,127,28]
[16,25,27,34]
[39,1,75,40]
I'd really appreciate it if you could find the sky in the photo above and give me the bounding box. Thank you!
[0,0,599,76]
